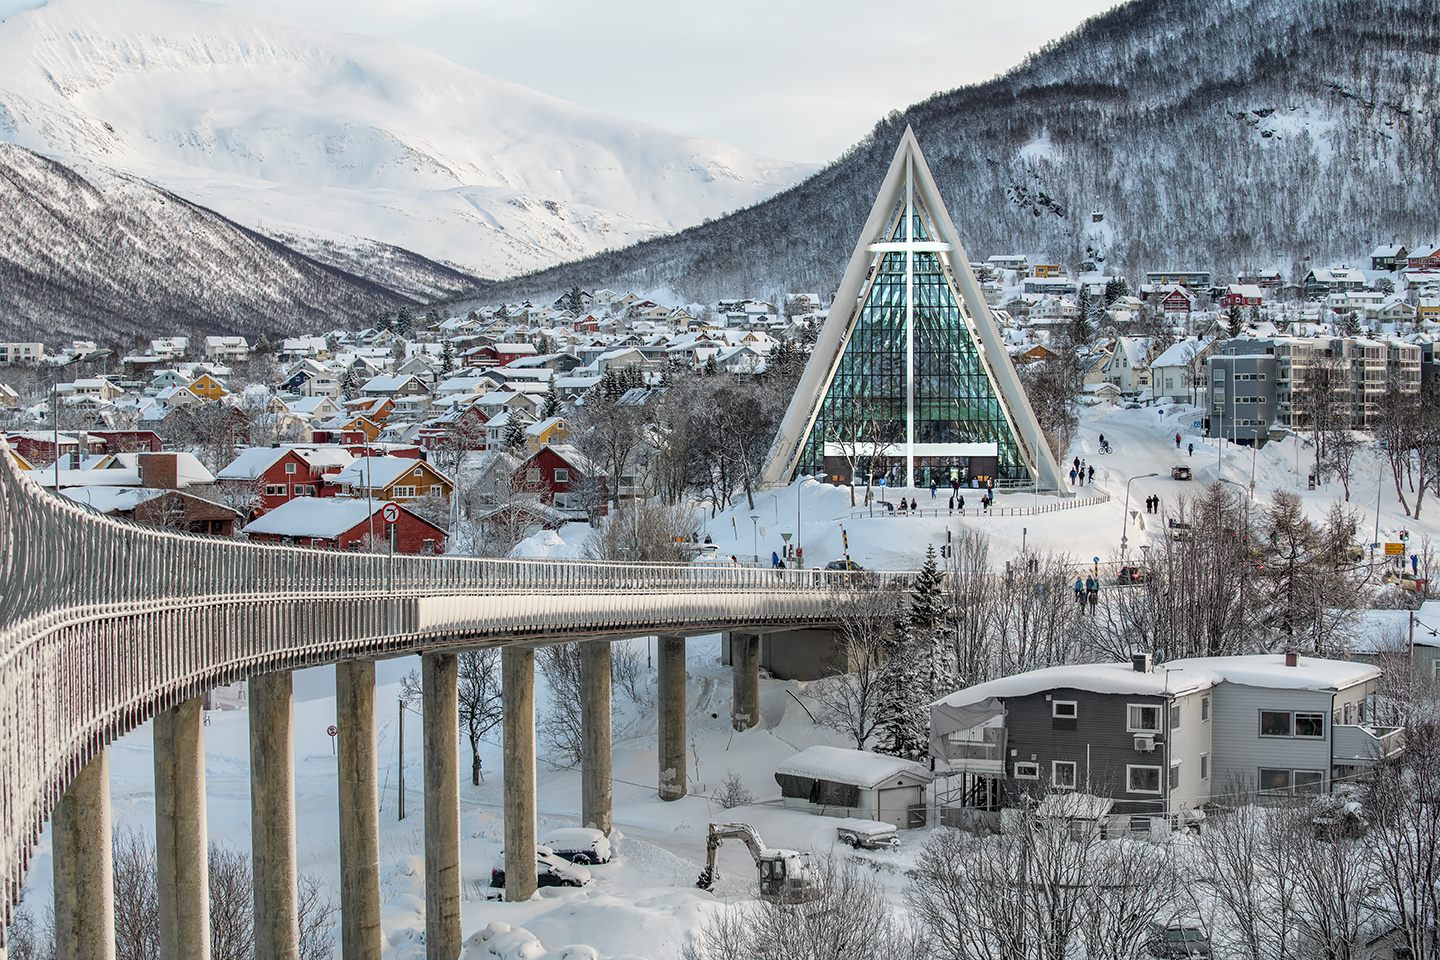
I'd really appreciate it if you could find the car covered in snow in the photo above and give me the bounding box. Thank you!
[489,845,593,889]
[1144,922,1211,958]
[1171,465,1192,481]
[538,827,613,865]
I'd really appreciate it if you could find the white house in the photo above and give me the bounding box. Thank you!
[775,746,933,829]
[205,337,250,363]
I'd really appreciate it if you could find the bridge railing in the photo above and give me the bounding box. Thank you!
[0,444,919,934]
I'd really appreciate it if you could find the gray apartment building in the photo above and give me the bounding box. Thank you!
[930,654,1401,836]
[1205,337,1422,442]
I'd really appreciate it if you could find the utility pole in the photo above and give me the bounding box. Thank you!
[398,696,405,821]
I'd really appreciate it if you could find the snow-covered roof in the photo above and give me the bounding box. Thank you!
[775,746,932,789]
[62,486,165,513]
[933,655,1381,711]
[329,456,435,489]
[216,446,353,480]
[1148,339,1213,369]
[1342,604,1440,652]
[241,498,381,539]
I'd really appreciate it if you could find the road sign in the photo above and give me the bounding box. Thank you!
[327,724,338,737]
[381,503,400,525]
[1386,542,1404,556]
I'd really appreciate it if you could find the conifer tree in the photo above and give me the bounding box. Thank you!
[440,340,455,378]
[875,647,929,761]
[339,364,360,400]
[396,307,414,338]
[503,415,527,451]
[541,380,560,420]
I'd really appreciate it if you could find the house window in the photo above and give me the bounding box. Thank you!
[1127,704,1161,732]
[1201,697,1210,721]
[554,468,570,484]
[1051,761,1077,790]
[1052,700,1077,719]
[285,462,296,474]
[1260,769,1325,795]
[413,466,424,477]
[1014,762,1039,780]
[1127,765,1162,794]
[1261,710,1324,738]
[1200,753,1209,780]
[392,486,416,498]
[1259,710,1292,737]
[1169,761,1182,790]
[265,485,287,497]
[1171,704,1181,729]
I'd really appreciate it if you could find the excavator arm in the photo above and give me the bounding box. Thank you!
[696,822,767,890]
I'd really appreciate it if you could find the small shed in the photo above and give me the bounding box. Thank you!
[775,746,933,829]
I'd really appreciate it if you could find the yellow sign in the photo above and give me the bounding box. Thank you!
[1386,542,1405,556]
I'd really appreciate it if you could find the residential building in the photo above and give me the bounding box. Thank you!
[214,446,354,517]
[930,654,1401,835]
[513,444,604,512]
[1149,338,1216,403]
[0,343,44,364]
[1146,270,1212,289]
[204,336,250,363]
[1207,350,1278,443]
[1370,244,1409,272]
[242,498,446,553]
[1097,337,1154,394]
[328,456,453,502]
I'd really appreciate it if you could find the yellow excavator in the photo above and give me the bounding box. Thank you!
[696,822,822,904]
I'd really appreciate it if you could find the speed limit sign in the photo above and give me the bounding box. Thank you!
[381,503,400,524]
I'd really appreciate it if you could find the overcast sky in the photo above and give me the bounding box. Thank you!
[198,0,1122,162]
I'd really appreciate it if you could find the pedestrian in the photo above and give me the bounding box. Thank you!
[1086,576,1099,614]
[772,551,781,568]
[948,495,955,514]
[1175,432,1182,449]
[1074,577,1085,605]
[1073,456,1080,473]
[958,494,966,512]
[1188,442,1194,457]
[910,498,917,511]
[1070,468,1078,485]
[930,479,937,499]
[951,476,960,495]
[1087,465,1094,484]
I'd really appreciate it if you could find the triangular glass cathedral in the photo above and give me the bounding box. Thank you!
[764,128,1064,492]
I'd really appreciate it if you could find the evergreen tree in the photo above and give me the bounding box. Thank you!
[440,340,455,378]
[704,355,720,376]
[339,364,361,400]
[541,380,560,420]
[425,308,441,330]
[908,546,953,698]
[503,414,528,451]
[875,647,929,761]
[1226,310,1243,338]
[1103,277,1130,306]
[254,333,274,356]
[624,363,645,391]
[396,307,415,338]
[375,313,394,334]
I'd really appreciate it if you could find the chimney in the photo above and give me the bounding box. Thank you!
[1132,653,1153,673]
[138,452,179,490]
[1284,651,1299,667]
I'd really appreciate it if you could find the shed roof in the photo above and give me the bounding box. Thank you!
[775,746,932,789]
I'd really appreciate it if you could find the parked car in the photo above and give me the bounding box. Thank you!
[825,559,865,571]
[1171,465,1192,481]
[490,845,593,889]
[1116,565,1148,584]
[1384,570,1423,592]
[538,827,613,865]
[1144,922,1210,958]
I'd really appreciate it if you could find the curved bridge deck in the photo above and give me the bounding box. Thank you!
[0,445,912,931]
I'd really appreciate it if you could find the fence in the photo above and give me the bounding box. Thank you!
[850,489,1110,520]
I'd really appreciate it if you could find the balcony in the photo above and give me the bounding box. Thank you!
[1332,723,1405,763]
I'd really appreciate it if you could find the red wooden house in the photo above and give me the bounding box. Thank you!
[242,498,447,554]
[1159,287,1195,315]
[1408,246,1440,271]
[1219,284,1263,309]
[512,444,606,514]
[215,446,354,518]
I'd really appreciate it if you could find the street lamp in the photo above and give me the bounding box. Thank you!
[750,514,759,565]
[1120,473,1160,557]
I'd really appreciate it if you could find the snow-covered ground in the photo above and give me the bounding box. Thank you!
[15,399,1439,957]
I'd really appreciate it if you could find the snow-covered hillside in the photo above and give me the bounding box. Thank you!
[0,0,816,280]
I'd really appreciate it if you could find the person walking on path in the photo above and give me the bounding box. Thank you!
[1085,576,1100,614]
[772,551,782,568]
[1073,456,1081,474]
[1175,432,1182,449]
[948,495,955,514]
[1188,442,1194,457]
[1070,468,1078,485]
[1074,578,1085,606]
[930,479,938,499]
[958,494,965,513]
[1087,465,1095,484]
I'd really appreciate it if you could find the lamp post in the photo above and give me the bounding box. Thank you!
[1120,473,1160,557]
[750,514,760,565]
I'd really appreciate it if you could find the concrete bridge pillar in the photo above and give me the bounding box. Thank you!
[336,661,383,960]
[249,671,299,960]
[657,635,687,801]
[580,641,612,835]
[422,652,461,960]
[502,647,537,902]
[53,747,114,960]
[731,633,761,732]
[154,696,210,960]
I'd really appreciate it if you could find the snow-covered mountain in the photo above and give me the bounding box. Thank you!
[0,140,421,342]
[0,0,815,280]
[476,0,1440,304]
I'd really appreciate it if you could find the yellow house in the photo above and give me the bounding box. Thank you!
[1418,298,1440,323]
[525,416,569,452]
[187,374,227,401]
[1032,264,1064,278]
[332,456,454,502]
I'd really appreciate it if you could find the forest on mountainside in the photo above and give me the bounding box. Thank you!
[471,0,1440,306]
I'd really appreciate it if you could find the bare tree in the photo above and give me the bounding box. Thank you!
[403,649,503,785]
[583,499,698,562]
[537,643,584,763]
[808,587,902,748]
[1368,721,1440,960]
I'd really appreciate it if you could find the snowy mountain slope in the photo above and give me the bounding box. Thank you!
[0,141,416,342]
[476,0,1440,303]
[0,0,815,280]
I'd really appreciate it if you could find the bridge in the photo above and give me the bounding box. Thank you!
[0,445,914,960]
